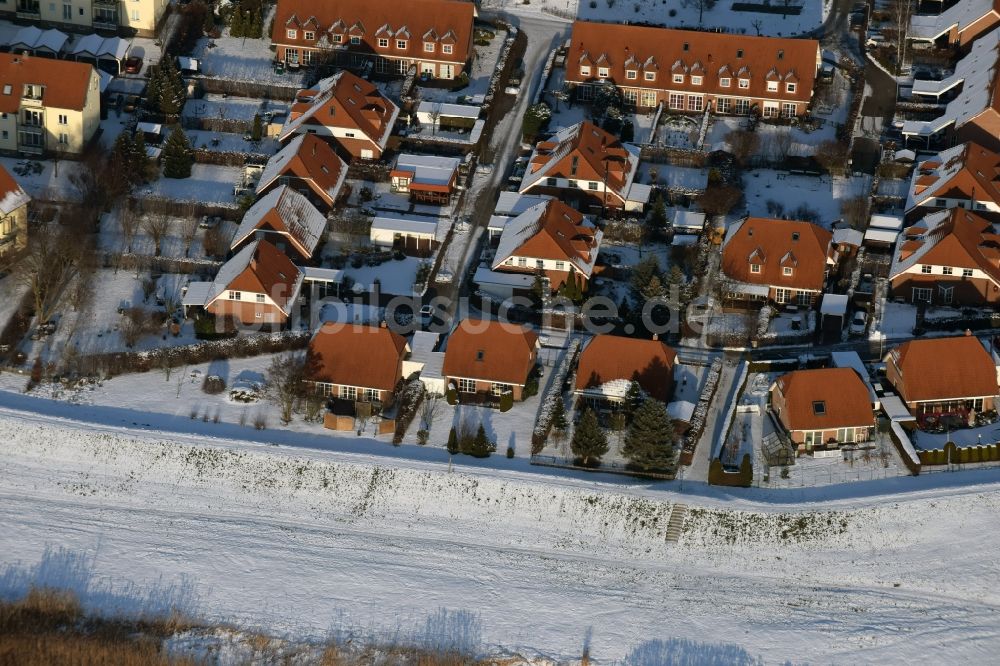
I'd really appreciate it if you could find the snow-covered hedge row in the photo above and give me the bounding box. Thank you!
[482,25,517,114]
[531,339,580,454]
[392,378,425,444]
[684,358,723,452]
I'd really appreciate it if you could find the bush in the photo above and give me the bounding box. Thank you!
[202,374,226,394]
[522,376,539,399]
[506,446,515,459]
[499,392,513,412]
[446,387,458,405]
[447,427,459,455]
[417,429,429,445]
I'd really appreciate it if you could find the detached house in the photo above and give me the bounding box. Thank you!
[390,154,461,205]
[770,367,876,451]
[889,208,1000,306]
[0,54,100,156]
[199,240,304,327]
[905,143,1000,220]
[271,0,474,80]
[307,323,409,406]
[886,334,999,423]
[566,21,820,118]
[491,198,602,292]
[280,71,400,160]
[721,218,835,306]
[256,133,348,211]
[574,335,676,407]
[0,0,168,36]
[0,164,29,260]
[231,185,328,263]
[520,121,648,213]
[443,319,539,401]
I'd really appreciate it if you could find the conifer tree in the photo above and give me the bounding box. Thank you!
[162,126,193,179]
[251,113,263,142]
[571,408,608,466]
[447,426,459,455]
[622,398,676,472]
[552,395,569,433]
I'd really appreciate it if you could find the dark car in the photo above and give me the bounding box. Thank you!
[124,56,143,74]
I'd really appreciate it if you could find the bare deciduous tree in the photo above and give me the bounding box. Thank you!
[142,212,170,256]
[724,129,760,166]
[120,307,149,348]
[12,226,85,325]
[427,104,441,136]
[683,0,717,23]
[698,185,743,216]
[815,140,851,177]
[264,352,310,424]
[202,224,228,259]
[118,205,141,254]
[421,393,441,430]
[889,0,912,76]
[180,216,199,257]
[840,195,869,229]
[772,127,793,163]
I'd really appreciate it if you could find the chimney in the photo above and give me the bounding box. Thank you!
[966,328,973,336]
[380,320,387,329]
[652,333,659,341]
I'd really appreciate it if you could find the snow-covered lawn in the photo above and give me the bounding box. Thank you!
[186,129,280,156]
[341,256,423,297]
[137,165,243,208]
[704,116,839,158]
[192,21,306,88]
[99,208,235,261]
[742,171,869,226]
[183,95,291,124]
[483,0,829,37]
[3,400,1000,663]
[0,157,84,202]
[416,28,508,104]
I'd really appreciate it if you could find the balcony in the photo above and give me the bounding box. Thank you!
[93,18,118,31]
[16,2,40,18]
[93,0,117,5]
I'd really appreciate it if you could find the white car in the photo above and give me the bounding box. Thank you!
[850,310,868,335]
[436,269,454,284]
[476,163,494,175]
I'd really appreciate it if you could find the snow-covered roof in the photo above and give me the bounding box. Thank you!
[672,209,706,231]
[492,199,602,277]
[181,281,214,307]
[97,36,129,60]
[820,293,848,316]
[831,351,879,407]
[137,122,163,135]
[667,400,696,422]
[626,182,653,205]
[870,213,904,230]
[833,228,864,247]
[302,266,344,283]
[494,192,551,216]
[864,228,899,244]
[577,378,634,400]
[487,214,511,232]
[473,265,536,288]
[881,394,915,422]
[370,215,439,237]
[416,101,481,120]
[10,25,42,50]
[409,331,445,381]
[394,154,460,186]
[910,0,997,42]
[70,33,104,57]
[12,27,68,54]
[887,209,950,277]
[232,185,327,257]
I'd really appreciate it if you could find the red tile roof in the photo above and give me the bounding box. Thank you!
[0,163,30,215]
[308,323,408,393]
[223,240,302,312]
[575,335,676,402]
[909,142,1000,210]
[443,319,538,386]
[272,0,474,65]
[492,199,601,275]
[0,53,95,113]
[257,134,347,207]
[722,218,833,292]
[566,21,819,105]
[893,208,1000,284]
[888,335,998,403]
[773,367,874,432]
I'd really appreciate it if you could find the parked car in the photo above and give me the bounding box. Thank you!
[199,215,220,230]
[124,56,143,74]
[476,163,494,175]
[850,310,868,335]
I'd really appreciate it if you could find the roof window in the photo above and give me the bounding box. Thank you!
[813,401,826,416]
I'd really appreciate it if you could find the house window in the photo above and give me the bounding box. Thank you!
[588,181,599,190]
[813,401,826,416]
[775,288,790,304]
[750,263,761,274]
[286,49,299,64]
[939,284,954,304]
[687,95,703,111]
[518,257,527,267]
[804,431,822,448]
[555,261,565,271]
[640,90,657,107]
[783,266,793,276]
[302,50,314,65]
[546,177,558,186]
[720,77,731,87]
[644,71,656,81]
[691,75,703,85]
[424,42,435,52]
[735,98,751,114]
[942,266,953,275]
[378,37,389,48]
[350,35,361,45]
[781,103,797,118]
[837,427,856,443]
[256,294,266,303]
[304,31,314,40]
[580,65,591,76]
[623,89,638,105]
[458,378,476,393]
[341,385,357,400]
[767,81,778,92]
[935,198,947,206]
[333,34,343,43]
[228,291,241,300]
[963,268,974,277]
[442,44,453,54]
[738,79,750,89]
[535,259,544,269]
[797,291,811,306]
[913,287,932,302]
[974,398,984,411]
[786,82,796,93]
[58,133,68,145]
[716,97,731,113]
[668,93,684,109]
[598,67,609,78]
[491,382,512,396]
[626,69,637,80]
[286,29,297,39]
[921,264,932,274]
[396,39,407,49]
[363,388,379,402]
[673,73,684,83]
[254,312,262,319]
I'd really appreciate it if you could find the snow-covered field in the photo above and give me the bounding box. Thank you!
[2,402,1000,663]
[743,171,869,226]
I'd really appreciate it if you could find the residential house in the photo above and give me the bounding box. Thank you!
[720,217,835,306]
[256,133,348,211]
[519,120,649,214]
[231,185,328,264]
[491,198,602,291]
[280,70,400,160]
[903,31,1000,152]
[270,0,474,79]
[905,143,1000,220]
[369,215,439,257]
[1,0,168,36]
[390,154,461,205]
[307,322,409,406]
[889,208,1000,306]
[910,0,1000,48]
[442,319,539,401]
[886,334,999,423]
[0,163,29,260]
[770,367,876,450]
[201,239,304,327]
[0,53,100,155]
[565,20,820,117]
[574,334,676,407]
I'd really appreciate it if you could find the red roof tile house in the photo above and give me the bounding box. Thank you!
[905,143,1000,221]
[770,367,876,451]
[491,199,603,292]
[443,319,539,402]
[886,335,1000,424]
[271,0,474,80]
[280,71,400,160]
[307,323,409,406]
[390,154,461,205]
[721,218,835,306]
[0,164,30,260]
[519,121,648,214]
[566,21,820,118]
[202,240,304,327]
[889,209,1000,306]
[574,335,676,406]
[256,133,348,211]
[231,185,328,264]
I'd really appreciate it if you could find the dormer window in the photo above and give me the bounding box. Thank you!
[286,29,297,39]
[598,67,609,78]
[304,31,314,41]
[673,73,684,83]
[783,266,793,276]
[626,69,637,79]
[442,44,453,54]
[786,82,796,93]
[350,35,361,45]
[767,81,778,92]
[644,71,656,81]
[720,77,731,87]
[396,39,407,49]
[683,42,689,51]
[691,75,703,85]
[778,49,784,60]
[750,263,761,274]
[424,41,435,52]
[333,34,343,43]
[738,78,749,89]
[476,350,485,361]
[921,264,932,274]
[580,65,591,76]
[378,37,389,48]
[736,49,744,58]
